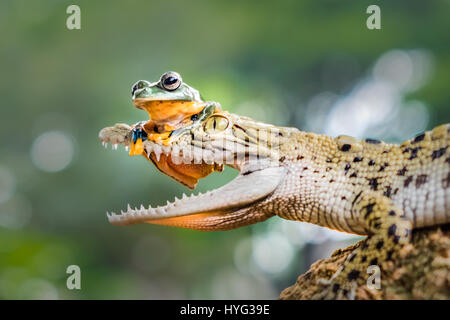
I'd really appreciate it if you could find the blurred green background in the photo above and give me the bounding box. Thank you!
[0,0,449,299]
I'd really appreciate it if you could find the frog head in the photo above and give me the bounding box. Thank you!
[131,71,205,124]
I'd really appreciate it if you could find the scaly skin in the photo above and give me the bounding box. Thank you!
[99,76,450,299]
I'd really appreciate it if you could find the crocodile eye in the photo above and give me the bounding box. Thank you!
[204,116,229,133]
[160,71,182,91]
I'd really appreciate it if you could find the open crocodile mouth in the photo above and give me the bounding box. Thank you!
[98,123,284,230]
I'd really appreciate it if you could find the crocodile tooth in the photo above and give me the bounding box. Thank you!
[155,150,161,161]
[127,204,132,212]
[113,143,118,150]
[194,153,202,164]
[162,145,171,155]
[125,146,129,151]
[182,193,187,200]
[155,207,165,215]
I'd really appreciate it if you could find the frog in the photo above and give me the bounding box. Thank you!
[127,71,223,188]
[129,71,221,151]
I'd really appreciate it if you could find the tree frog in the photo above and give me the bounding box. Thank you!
[129,71,221,154]
[128,71,223,188]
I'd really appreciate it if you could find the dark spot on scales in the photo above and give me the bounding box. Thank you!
[368,178,379,190]
[379,162,389,172]
[368,159,375,166]
[279,156,286,162]
[376,240,384,249]
[352,191,363,206]
[384,186,392,198]
[432,147,448,160]
[388,224,397,237]
[345,163,351,173]
[442,172,450,189]
[370,258,378,266]
[297,155,304,160]
[365,138,381,144]
[415,174,428,188]
[387,250,394,260]
[350,172,358,178]
[397,166,407,176]
[408,147,421,160]
[404,176,413,188]
[353,156,363,162]
[347,270,360,281]
[413,132,425,143]
[364,203,375,218]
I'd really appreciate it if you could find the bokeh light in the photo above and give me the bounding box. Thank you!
[30,131,75,173]
[251,232,295,275]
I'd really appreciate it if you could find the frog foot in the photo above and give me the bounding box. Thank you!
[129,122,148,156]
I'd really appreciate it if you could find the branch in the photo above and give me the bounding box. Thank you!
[280,224,450,300]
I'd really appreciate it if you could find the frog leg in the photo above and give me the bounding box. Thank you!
[313,190,412,300]
[166,102,220,143]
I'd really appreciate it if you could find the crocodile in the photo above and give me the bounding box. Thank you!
[98,72,450,299]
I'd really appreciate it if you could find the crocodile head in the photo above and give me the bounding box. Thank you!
[99,111,297,230]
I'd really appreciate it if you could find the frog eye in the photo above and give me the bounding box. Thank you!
[204,116,229,133]
[160,71,182,91]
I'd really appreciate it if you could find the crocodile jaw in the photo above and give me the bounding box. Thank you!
[99,124,284,230]
[107,166,284,230]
